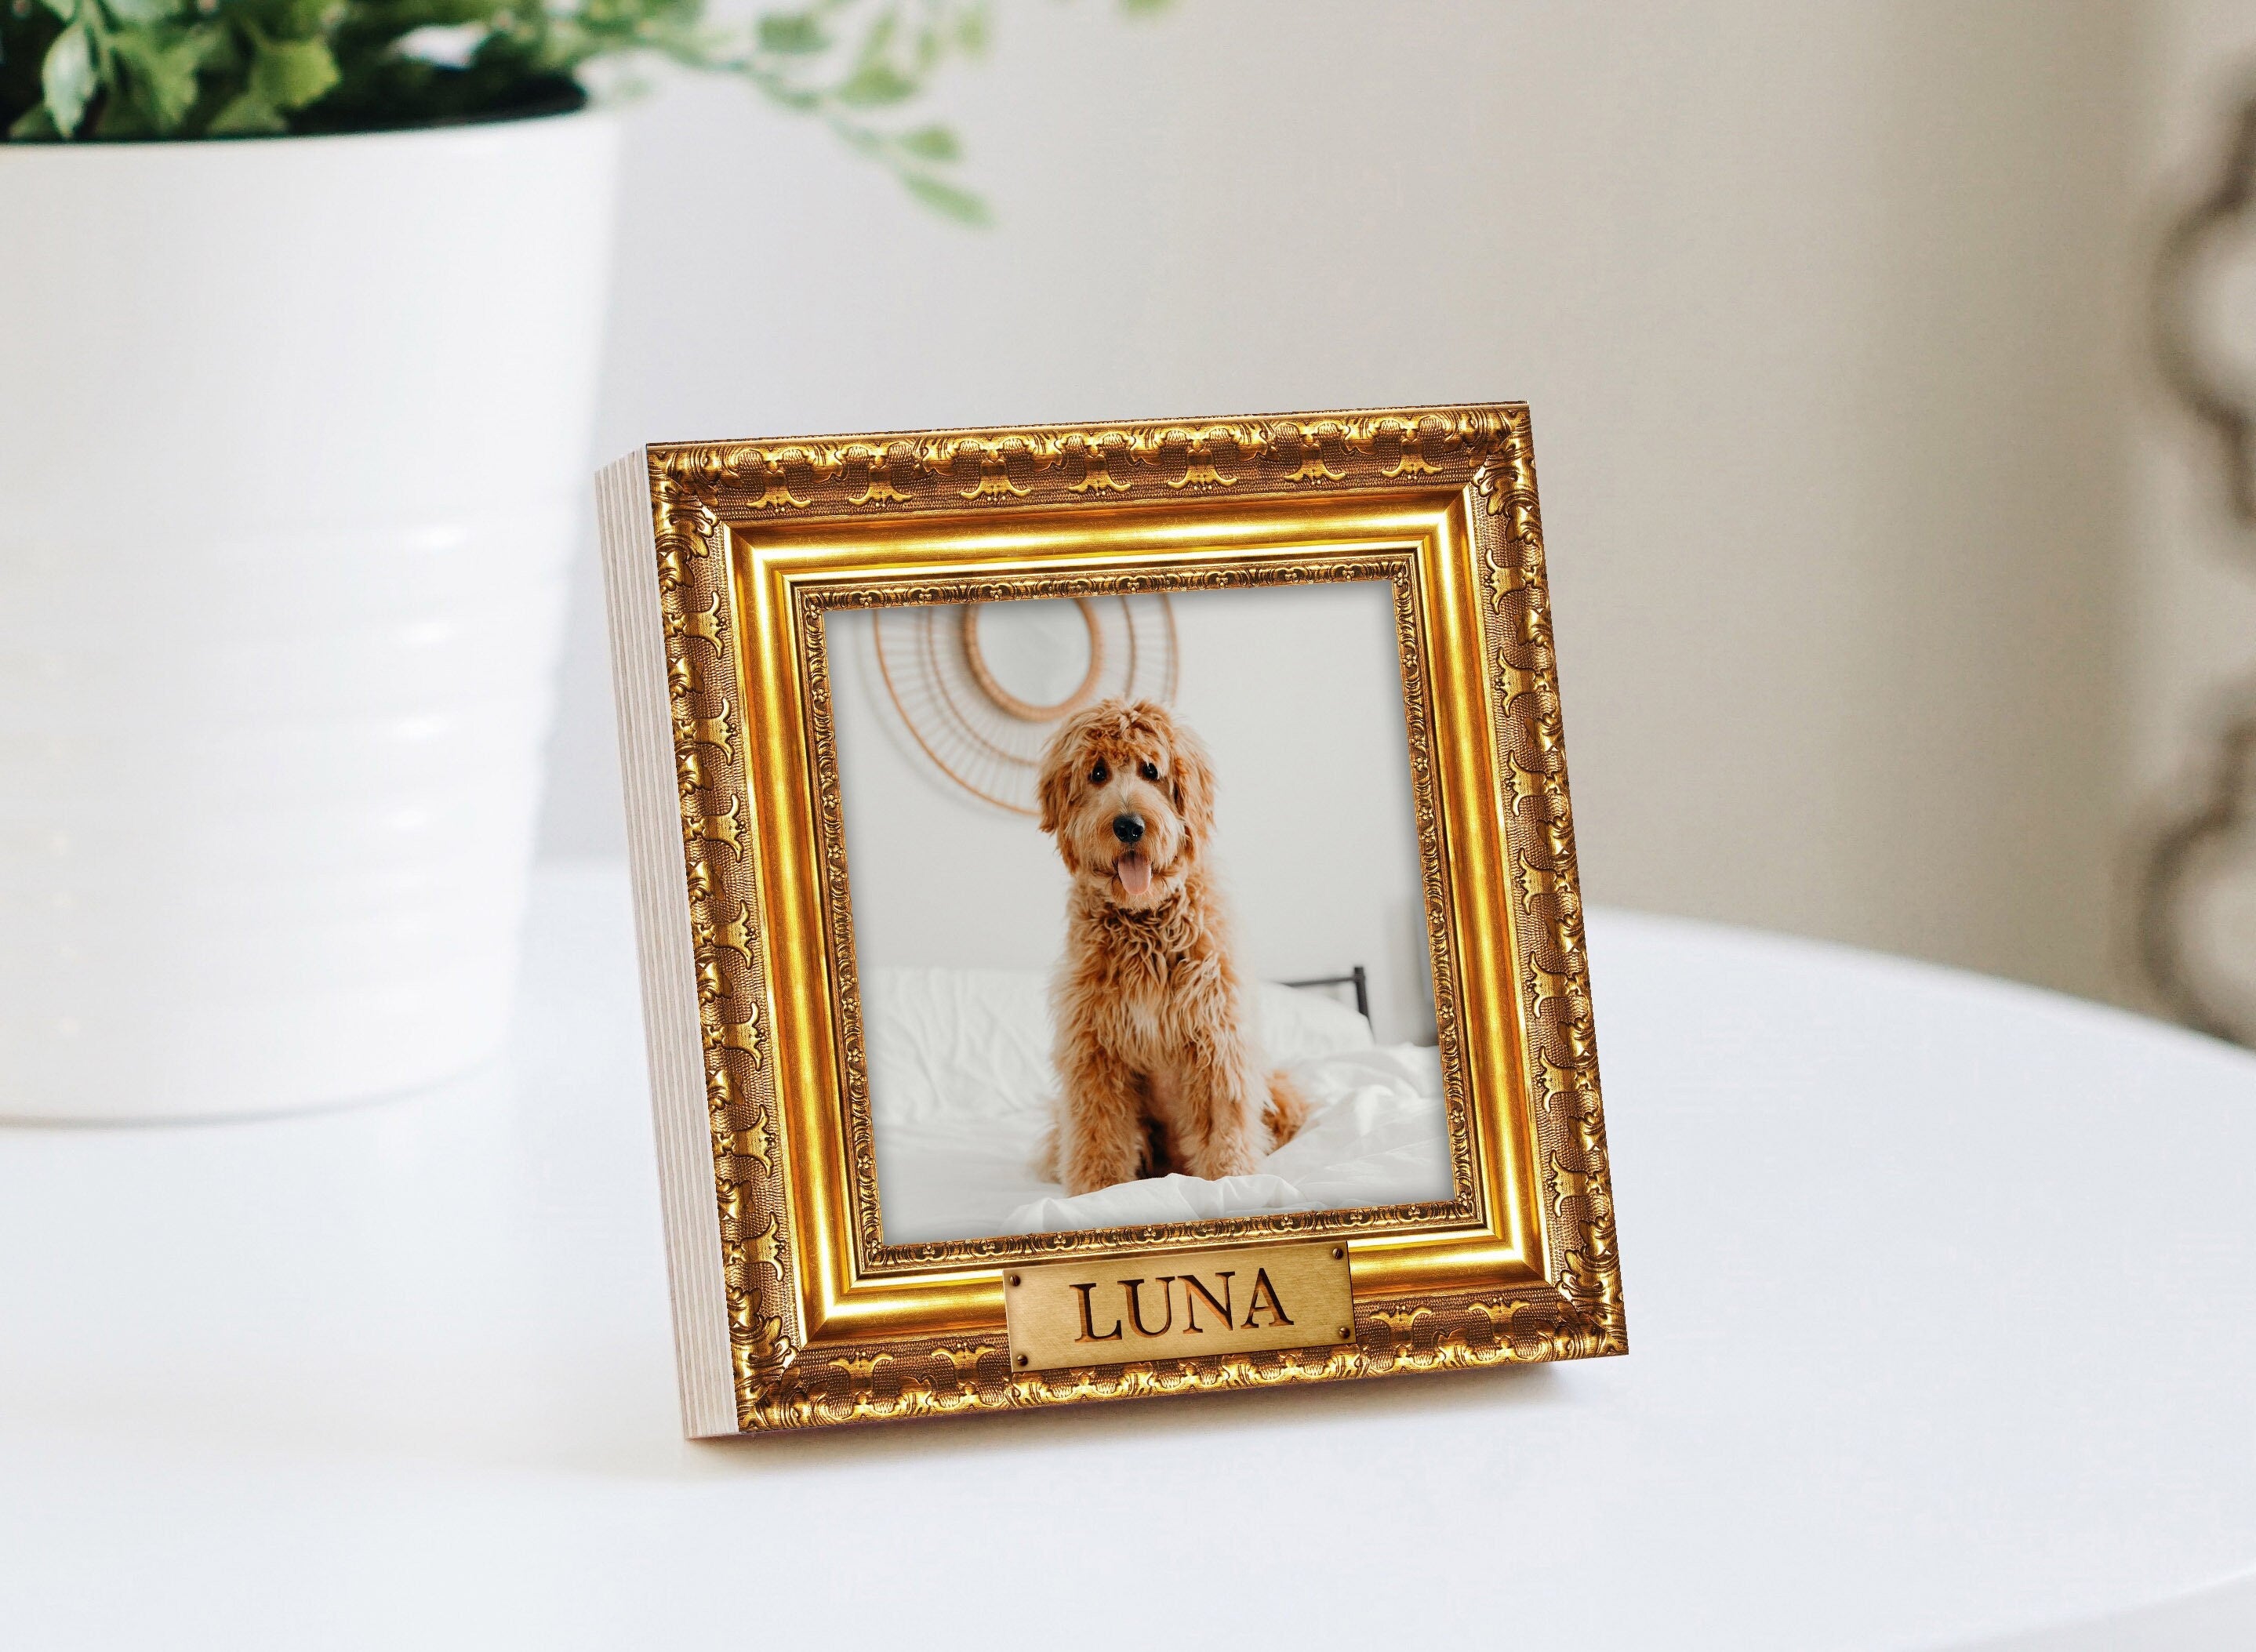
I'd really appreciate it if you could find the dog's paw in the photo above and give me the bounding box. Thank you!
[1263,1068,1310,1149]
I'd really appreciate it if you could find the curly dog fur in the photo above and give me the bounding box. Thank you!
[1034,697,1306,1196]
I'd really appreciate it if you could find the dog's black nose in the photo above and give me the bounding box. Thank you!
[1112,813,1145,845]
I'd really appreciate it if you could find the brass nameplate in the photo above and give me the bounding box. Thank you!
[1002,1240,1353,1373]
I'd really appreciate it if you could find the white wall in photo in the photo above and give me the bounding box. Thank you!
[829,580,1438,1046]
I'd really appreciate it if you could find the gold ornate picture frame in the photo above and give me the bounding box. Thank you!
[596,402,1624,1436]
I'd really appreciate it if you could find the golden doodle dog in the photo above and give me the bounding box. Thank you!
[1035,697,1306,1196]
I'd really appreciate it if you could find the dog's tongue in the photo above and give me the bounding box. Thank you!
[1117,851,1152,895]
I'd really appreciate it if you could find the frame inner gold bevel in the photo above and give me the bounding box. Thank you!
[823,555,1477,1264]
[724,491,1547,1350]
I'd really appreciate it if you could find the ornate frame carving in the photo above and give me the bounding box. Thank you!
[630,404,1623,1432]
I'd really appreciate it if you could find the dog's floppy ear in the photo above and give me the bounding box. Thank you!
[1036,720,1081,837]
[1167,717,1217,842]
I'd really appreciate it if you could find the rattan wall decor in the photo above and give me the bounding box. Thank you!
[870,594,1178,815]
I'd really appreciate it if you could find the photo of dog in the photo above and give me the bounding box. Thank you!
[829,577,1451,1244]
[1033,698,1309,1195]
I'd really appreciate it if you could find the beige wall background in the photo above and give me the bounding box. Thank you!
[544,0,2255,1012]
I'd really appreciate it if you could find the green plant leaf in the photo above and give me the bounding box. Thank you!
[104,0,180,24]
[9,103,64,138]
[892,123,957,162]
[250,35,339,109]
[267,0,333,37]
[832,58,914,108]
[34,0,78,20]
[41,21,96,136]
[207,86,285,132]
[754,12,826,55]
[112,28,203,128]
[899,170,988,227]
[854,11,897,66]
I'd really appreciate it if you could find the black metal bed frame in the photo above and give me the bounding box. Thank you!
[1281,966,1370,1025]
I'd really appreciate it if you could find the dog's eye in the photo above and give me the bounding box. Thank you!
[1089,761,1107,785]
[1139,761,1159,781]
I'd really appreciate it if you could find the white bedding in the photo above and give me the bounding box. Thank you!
[864,965,1452,1243]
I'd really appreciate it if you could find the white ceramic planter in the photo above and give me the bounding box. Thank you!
[0,111,620,1120]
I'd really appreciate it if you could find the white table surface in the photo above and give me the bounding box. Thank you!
[5,862,2256,1651]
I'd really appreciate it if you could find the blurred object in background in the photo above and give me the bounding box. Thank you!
[2138,689,2256,1044]
[2138,16,2256,1047]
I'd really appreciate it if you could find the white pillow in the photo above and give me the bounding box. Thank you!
[1255,980,1376,1065]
